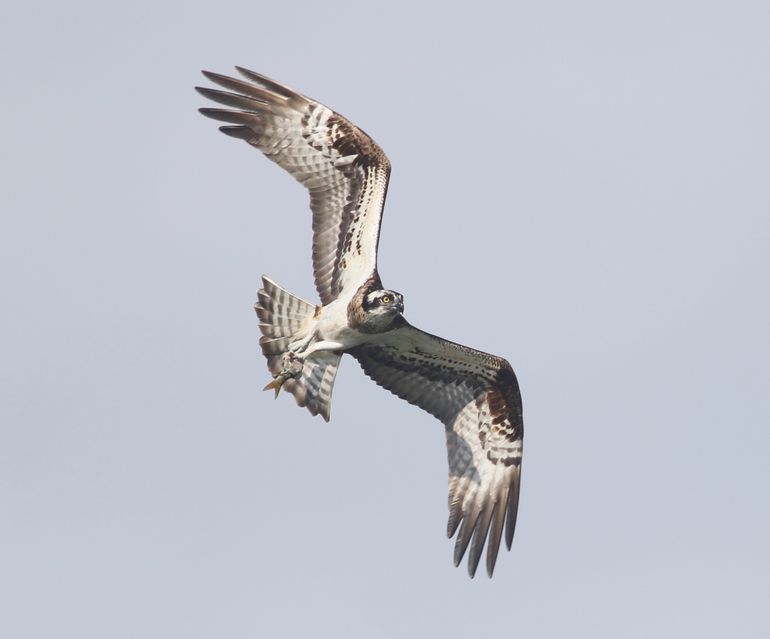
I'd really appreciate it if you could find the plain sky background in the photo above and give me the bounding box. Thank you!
[2,0,769,637]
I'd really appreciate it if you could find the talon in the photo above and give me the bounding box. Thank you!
[263,352,304,398]
[282,352,304,377]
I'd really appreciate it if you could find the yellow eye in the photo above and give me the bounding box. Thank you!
[381,295,391,304]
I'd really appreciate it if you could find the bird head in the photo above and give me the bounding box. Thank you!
[363,289,404,330]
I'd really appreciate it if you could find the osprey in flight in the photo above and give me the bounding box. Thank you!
[197,67,523,577]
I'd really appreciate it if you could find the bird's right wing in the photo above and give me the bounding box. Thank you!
[196,67,391,305]
[350,323,523,578]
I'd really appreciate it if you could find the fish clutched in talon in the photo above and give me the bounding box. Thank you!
[263,352,304,397]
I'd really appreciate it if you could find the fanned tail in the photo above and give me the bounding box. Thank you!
[254,276,341,421]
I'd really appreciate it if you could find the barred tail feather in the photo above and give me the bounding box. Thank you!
[254,276,341,421]
[282,351,341,421]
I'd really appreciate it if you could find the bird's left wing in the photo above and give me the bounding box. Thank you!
[350,324,523,577]
[196,68,391,305]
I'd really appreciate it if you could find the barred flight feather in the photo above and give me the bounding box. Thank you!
[351,324,523,577]
[196,68,390,305]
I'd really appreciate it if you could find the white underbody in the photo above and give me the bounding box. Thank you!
[289,296,368,358]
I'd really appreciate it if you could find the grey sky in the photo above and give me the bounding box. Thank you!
[2,0,769,637]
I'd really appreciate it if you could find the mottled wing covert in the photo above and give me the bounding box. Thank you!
[350,324,523,577]
[196,67,391,305]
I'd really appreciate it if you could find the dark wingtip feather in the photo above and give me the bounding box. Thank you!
[198,107,254,125]
[486,490,509,577]
[453,508,481,571]
[505,516,518,550]
[505,472,521,550]
[234,65,260,79]
[219,126,252,140]
[467,505,494,578]
[234,66,297,98]
[446,503,463,539]
[485,535,502,578]
[197,106,223,118]
[201,69,247,90]
[196,85,235,101]
[196,86,270,112]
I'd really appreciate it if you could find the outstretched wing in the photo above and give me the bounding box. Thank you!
[196,68,391,305]
[350,324,523,578]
